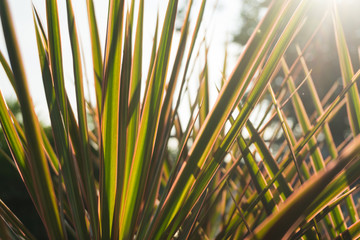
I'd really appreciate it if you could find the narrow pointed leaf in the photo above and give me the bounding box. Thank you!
[120,1,179,238]
[332,2,360,136]
[100,0,125,236]
[86,0,103,114]
[0,1,64,237]
[66,0,99,237]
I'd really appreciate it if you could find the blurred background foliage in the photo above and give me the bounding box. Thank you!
[236,0,360,146]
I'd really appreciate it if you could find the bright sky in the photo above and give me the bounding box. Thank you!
[0,0,242,124]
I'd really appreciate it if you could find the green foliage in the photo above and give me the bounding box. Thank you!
[0,0,360,239]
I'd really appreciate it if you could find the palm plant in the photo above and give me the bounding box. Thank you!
[0,0,360,239]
